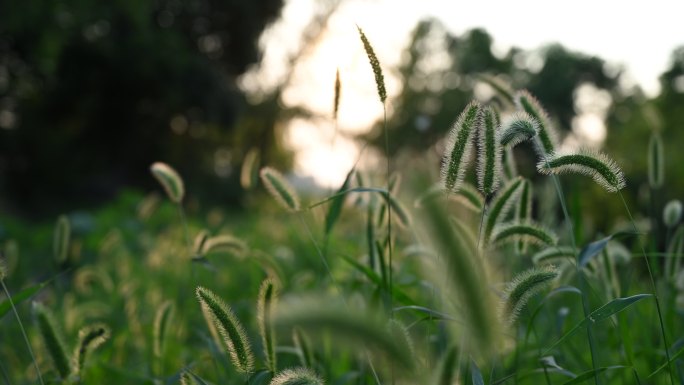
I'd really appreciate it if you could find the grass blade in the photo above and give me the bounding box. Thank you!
[544,294,653,354]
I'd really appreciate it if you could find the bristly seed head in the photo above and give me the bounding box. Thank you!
[334,68,342,119]
[499,112,539,147]
[663,200,682,228]
[501,265,558,325]
[441,101,481,193]
[537,148,626,193]
[150,162,185,203]
[269,367,324,385]
[515,90,558,156]
[357,26,386,104]
[476,105,502,196]
[260,167,301,212]
[196,286,255,373]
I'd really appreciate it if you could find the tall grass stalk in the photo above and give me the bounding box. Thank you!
[0,279,44,385]
[618,192,675,384]
[357,25,394,315]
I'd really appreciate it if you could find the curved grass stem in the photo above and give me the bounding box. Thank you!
[540,142,600,385]
[1,279,45,385]
[618,191,675,385]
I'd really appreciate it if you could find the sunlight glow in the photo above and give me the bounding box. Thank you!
[244,0,684,187]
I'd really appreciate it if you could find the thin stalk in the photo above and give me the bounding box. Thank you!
[297,213,385,384]
[540,140,600,385]
[177,204,193,255]
[383,104,394,317]
[1,279,45,385]
[618,191,675,385]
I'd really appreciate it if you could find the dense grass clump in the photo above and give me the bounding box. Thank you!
[1,30,683,385]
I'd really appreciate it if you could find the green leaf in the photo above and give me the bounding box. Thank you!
[544,294,652,354]
[649,344,684,378]
[325,170,354,237]
[578,232,634,267]
[339,254,414,305]
[0,280,49,320]
[560,366,629,385]
[471,359,485,385]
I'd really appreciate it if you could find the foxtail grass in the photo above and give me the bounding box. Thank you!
[270,367,324,385]
[72,323,110,377]
[491,221,558,248]
[258,278,279,373]
[196,286,255,374]
[476,105,502,197]
[202,234,248,257]
[274,297,413,369]
[537,149,626,193]
[240,148,261,190]
[663,200,682,228]
[150,162,184,204]
[419,176,499,355]
[516,90,558,156]
[501,265,558,325]
[499,112,539,148]
[357,26,386,103]
[333,68,341,120]
[260,167,301,212]
[33,302,71,379]
[53,214,70,265]
[441,102,480,193]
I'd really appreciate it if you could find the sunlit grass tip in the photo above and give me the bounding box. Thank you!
[53,214,70,265]
[491,221,558,248]
[240,148,261,190]
[501,265,559,325]
[260,167,301,212]
[515,90,558,155]
[33,302,71,379]
[258,277,279,373]
[72,323,110,376]
[150,162,185,203]
[476,105,502,196]
[196,286,255,373]
[202,234,248,256]
[270,367,324,385]
[663,200,683,228]
[357,26,386,103]
[499,112,539,148]
[333,68,341,119]
[536,148,626,193]
[441,101,481,193]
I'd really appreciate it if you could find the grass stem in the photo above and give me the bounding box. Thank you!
[1,279,45,385]
[618,191,675,385]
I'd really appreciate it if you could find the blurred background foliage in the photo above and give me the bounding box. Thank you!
[0,1,682,230]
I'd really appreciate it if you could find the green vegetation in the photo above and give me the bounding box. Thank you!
[2,16,684,385]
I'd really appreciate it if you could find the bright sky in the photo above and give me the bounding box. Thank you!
[241,0,684,187]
